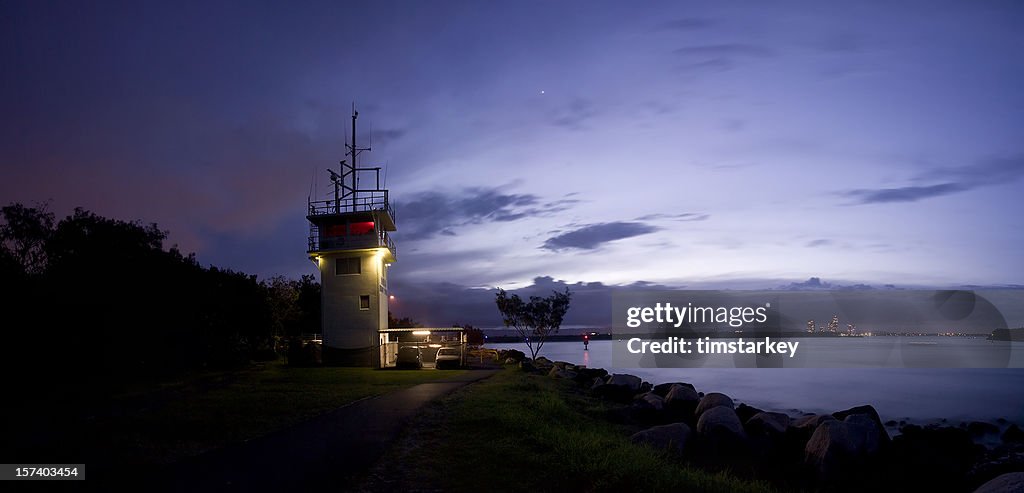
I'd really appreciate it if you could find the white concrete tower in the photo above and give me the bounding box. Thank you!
[307,108,396,366]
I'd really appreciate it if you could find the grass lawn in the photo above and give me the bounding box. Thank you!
[7,361,465,467]
[364,367,776,493]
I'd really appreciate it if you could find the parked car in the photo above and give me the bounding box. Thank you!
[396,346,423,369]
[435,347,461,369]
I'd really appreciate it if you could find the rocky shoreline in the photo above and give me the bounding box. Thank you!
[498,349,1024,492]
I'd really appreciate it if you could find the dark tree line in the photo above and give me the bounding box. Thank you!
[0,203,321,384]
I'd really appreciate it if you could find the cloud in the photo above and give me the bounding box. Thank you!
[673,44,773,73]
[805,239,833,247]
[395,187,578,241]
[778,277,875,291]
[634,212,708,222]
[845,183,967,204]
[541,221,659,251]
[844,155,1024,204]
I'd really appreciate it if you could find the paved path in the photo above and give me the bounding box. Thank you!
[156,369,498,492]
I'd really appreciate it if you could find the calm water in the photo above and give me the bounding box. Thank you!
[488,339,1024,424]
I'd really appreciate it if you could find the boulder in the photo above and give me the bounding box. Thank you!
[973,472,1024,493]
[573,367,608,385]
[697,405,747,445]
[499,349,525,362]
[736,403,765,423]
[518,360,536,372]
[792,414,836,435]
[632,392,666,422]
[832,404,890,444]
[1003,424,1024,444]
[606,373,642,391]
[630,423,692,455]
[547,366,576,379]
[845,414,883,455]
[804,417,882,483]
[891,424,981,491]
[637,392,665,411]
[747,411,791,437]
[653,381,696,397]
[968,421,1001,437]
[694,392,734,417]
[664,384,700,418]
[592,374,642,403]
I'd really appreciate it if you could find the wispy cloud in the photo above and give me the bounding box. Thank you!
[542,221,659,251]
[396,187,578,241]
[845,155,1024,204]
[673,43,774,72]
[805,239,833,247]
[634,212,709,222]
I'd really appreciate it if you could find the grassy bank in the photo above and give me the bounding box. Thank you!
[364,367,775,492]
[8,361,465,467]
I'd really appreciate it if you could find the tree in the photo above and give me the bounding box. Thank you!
[453,323,485,345]
[0,202,55,275]
[495,287,571,360]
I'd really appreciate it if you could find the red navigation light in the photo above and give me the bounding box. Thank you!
[583,335,589,340]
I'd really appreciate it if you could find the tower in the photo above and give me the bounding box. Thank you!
[307,108,396,366]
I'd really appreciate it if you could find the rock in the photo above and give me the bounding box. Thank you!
[606,373,642,391]
[632,392,666,422]
[891,424,980,491]
[793,414,836,433]
[547,366,576,379]
[664,384,700,418]
[973,472,1024,493]
[630,423,691,455]
[736,403,765,423]
[637,392,665,411]
[747,411,791,437]
[845,414,883,455]
[832,404,890,444]
[694,392,734,417]
[697,405,747,445]
[576,367,608,379]
[499,349,525,362]
[804,417,882,483]
[535,356,553,366]
[1003,424,1024,444]
[968,421,1001,437]
[653,381,695,397]
[885,420,898,427]
[592,374,642,403]
[639,382,653,395]
[518,360,535,372]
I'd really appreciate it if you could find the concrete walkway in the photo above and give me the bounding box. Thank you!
[158,369,498,492]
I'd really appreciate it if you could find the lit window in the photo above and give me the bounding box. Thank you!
[336,257,361,275]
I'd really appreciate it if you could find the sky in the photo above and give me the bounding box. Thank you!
[2,1,1023,326]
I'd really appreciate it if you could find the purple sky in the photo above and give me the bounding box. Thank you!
[3,1,1023,325]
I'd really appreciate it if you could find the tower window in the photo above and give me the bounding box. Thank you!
[336,257,361,275]
[359,295,371,310]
